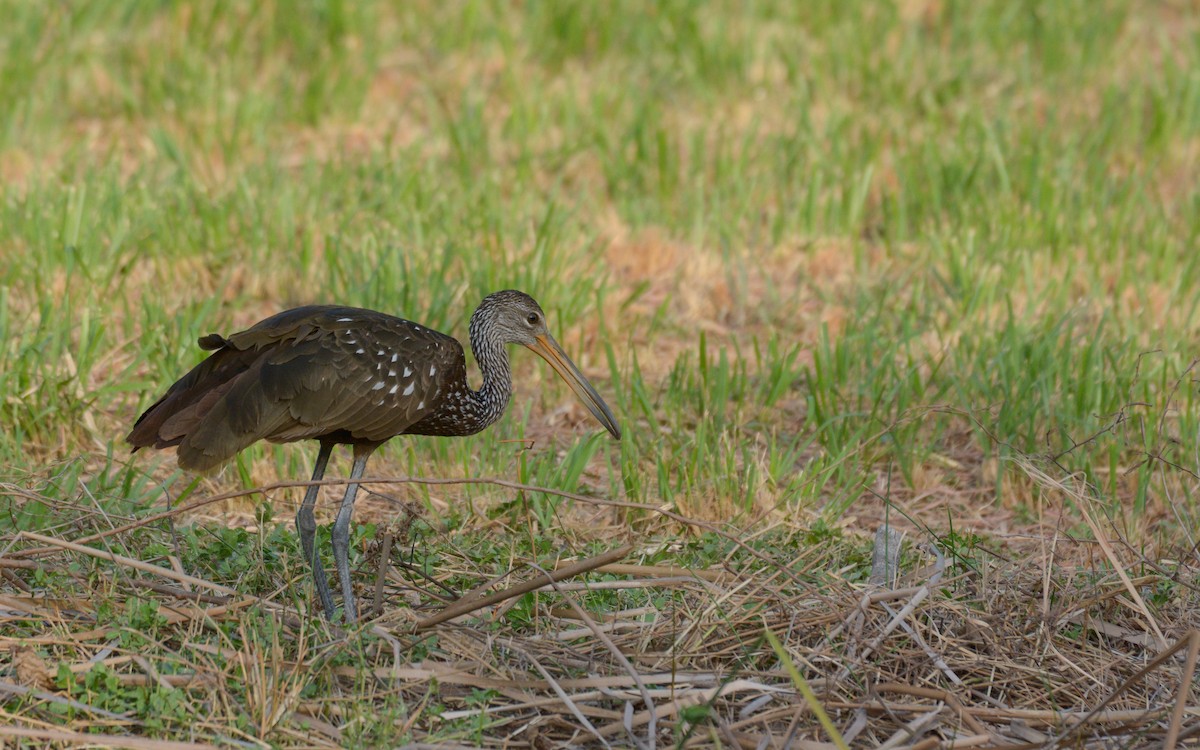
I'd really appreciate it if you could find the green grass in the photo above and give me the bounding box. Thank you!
[2,1,1199,746]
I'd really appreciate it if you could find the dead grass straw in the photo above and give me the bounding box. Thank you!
[2,471,1199,747]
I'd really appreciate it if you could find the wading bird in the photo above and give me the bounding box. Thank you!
[128,290,621,621]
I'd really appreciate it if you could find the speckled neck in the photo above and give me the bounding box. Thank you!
[459,300,514,434]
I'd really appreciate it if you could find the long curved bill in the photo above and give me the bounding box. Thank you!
[525,334,622,440]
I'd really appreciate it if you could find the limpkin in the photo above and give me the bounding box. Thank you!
[127,290,620,621]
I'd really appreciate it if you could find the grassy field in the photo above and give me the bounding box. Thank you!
[2,1,1199,747]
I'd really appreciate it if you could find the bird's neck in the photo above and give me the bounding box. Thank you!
[464,316,513,433]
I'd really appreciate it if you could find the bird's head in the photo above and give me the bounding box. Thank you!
[472,290,621,440]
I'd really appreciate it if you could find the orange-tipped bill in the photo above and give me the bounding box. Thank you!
[525,334,621,440]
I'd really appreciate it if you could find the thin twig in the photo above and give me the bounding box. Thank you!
[6,476,804,587]
[414,545,631,630]
[371,526,394,619]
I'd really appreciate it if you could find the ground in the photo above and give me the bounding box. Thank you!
[1,2,1198,748]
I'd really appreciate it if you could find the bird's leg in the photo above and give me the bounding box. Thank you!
[331,443,375,622]
[297,441,337,619]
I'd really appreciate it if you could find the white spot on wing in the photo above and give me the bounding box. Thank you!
[377,349,385,356]
[372,381,386,391]
[388,384,399,394]
[388,369,396,377]
[417,400,425,410]
[403,367,412,377]
[337,317,353,322]
[391,353,398,363]
[429,365,437,376]
[403,382,415,396]
[355,348,365,354]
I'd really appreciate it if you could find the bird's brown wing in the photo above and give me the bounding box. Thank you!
[129,306,464,473]
[125,330,266,452]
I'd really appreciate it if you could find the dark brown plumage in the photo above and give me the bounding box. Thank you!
[129,306,469,469]
[128,290,621,620]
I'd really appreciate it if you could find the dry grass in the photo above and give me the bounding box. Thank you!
[2,462,1197,748]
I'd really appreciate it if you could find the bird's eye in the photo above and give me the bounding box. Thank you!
[526,312,539,325]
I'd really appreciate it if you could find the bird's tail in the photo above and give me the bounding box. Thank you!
[127,339,284,472]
